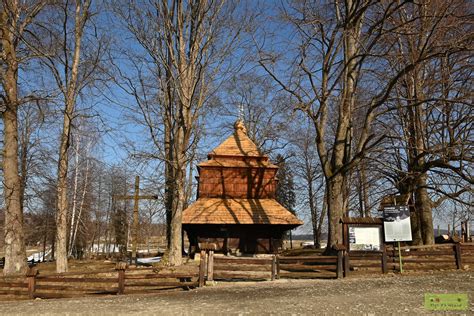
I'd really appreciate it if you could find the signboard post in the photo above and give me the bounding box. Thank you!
[383,205,412,273]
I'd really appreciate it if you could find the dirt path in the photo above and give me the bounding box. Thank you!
[0,271,472,315]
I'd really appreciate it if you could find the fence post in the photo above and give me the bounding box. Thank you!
[115,262,127,295]
[26,267,38,299]
[271,255,277,281]
[207,248,214,282]
[276,255,280,279]
[199,249,207,287]
[343,251,350,277]
[454,243,462,270]
[381,245,388,274]
[337,250,343,279]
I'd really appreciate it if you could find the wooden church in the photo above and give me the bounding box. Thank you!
[182,120,302,255]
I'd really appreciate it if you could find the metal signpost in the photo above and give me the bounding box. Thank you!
[383,205,412,273]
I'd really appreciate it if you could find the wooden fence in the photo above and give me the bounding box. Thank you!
[203,242,474,281]
[202,248,344,281]
[0,263,202,300]
[344,242,474,275]
[277,254,342,279]
[212,256,277,281]
[1,242,472,300]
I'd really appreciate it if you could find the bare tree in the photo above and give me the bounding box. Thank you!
[292,122,326,248]
[259,0,467,251]
[0,0,46,275]
[377,0,473,244]
[112,0,249,265]
[33,0,95,273]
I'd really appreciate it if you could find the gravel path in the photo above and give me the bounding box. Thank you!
[0,271,472,315]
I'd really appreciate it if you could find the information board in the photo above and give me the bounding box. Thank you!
[349,226,382,251]
[383,205,412,242]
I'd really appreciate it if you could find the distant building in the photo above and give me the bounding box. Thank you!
[182,120,302,255]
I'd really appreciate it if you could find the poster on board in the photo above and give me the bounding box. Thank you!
[383,205,412,242]
[349,226,382,251]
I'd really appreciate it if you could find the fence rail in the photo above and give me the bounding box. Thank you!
[0,262,203,300]
[1,242,473,300]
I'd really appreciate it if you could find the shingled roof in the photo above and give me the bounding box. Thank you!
[208,120,263,158]
[182,198,303,225]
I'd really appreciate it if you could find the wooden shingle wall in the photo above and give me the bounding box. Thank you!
[198,167,277,198]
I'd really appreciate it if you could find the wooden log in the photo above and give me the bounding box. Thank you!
[0,289,28,295]
[124,281,198,287]
[386,258,455,263]
[348,257,382,261]
[0,282,28,288]
[34,285,117,292]
[277,256,337,261]
[33,292,99,299]
[277,271,336,279]
[347,251,382,257]
[399,251,454,256]
[213,272,270,280]
[36,277,118,283]
[37,269,115,277]
[124,273,197,279]
[278,264,337,271]
[395,244,456,250]
[213,258,272,265]
[199,250,206,287]
[382,246,388,274]
[213,264,271,272]
[124,287,190,295]
[350,262,385,268]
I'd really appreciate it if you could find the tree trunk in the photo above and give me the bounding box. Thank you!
[55,109,72,272]
[54,0,89,273]
[308,176,318,246]
[1,11,27,275]
[415,174,434,245]
[168,144,185,266]
[325,173,345,250]
[3,101,27,276]
[317,191,327,248]
[68,137,81,256]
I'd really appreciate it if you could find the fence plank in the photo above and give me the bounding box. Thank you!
[213,272,271,280]
[213,258,272,265]
[36,277,118,283]
[213,264,271,272]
